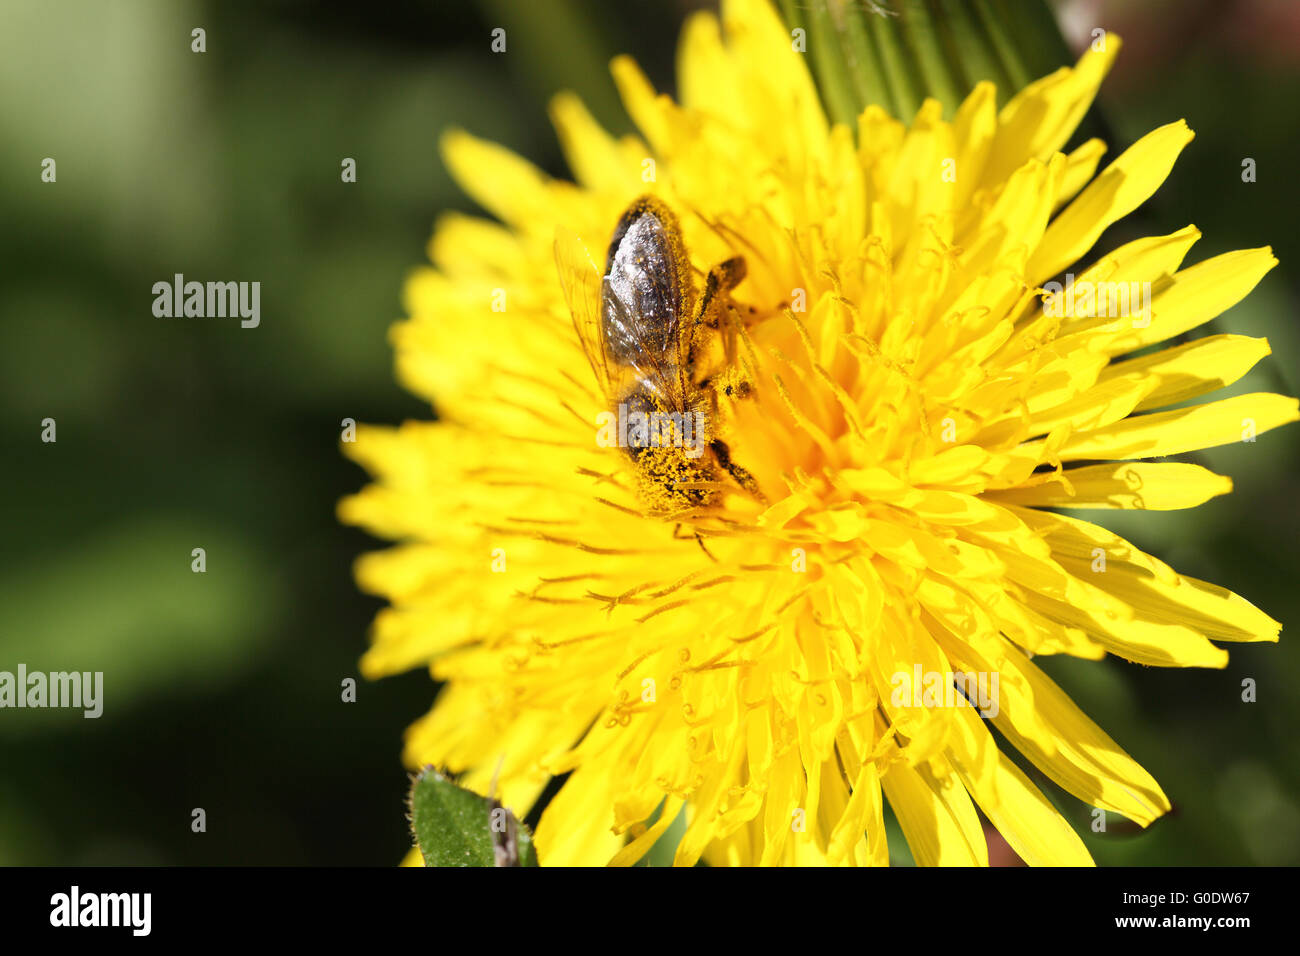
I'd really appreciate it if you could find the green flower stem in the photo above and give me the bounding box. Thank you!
[780,0,1074,124]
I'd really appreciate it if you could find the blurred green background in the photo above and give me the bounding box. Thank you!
[0,0,1296,865]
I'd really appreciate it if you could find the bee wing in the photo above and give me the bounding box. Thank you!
[554,226,616,399]
[599,274,686,407]
[599,208,690,407]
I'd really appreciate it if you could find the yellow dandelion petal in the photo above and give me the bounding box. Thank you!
[1057,392,1298,460]
[1055,137,1108,211]
[985,461,1233,511]
[881,756,988,867]
[1028,120,1195,283]
[944,703,1094,867]
[343,2,1296,867]
[983,33,1120,183]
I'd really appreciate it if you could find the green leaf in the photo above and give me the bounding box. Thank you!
[638,800,688,867]
[408,769,538,867]
[779,0,1074,123]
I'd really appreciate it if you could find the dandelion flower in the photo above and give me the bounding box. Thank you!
[340,0,1296,866]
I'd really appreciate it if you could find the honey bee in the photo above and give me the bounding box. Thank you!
[555,196,763,513]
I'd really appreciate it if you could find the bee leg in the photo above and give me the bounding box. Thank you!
[685,256,747,369]
[717,289,768,369]
[694,531,717,562]
[719,376,754,402]
[709,255,747,295]
[672,522,718,562]
[709,438,765,504]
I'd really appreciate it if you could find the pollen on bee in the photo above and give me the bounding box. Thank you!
[716,366,752,403]
[634,445,716,512]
